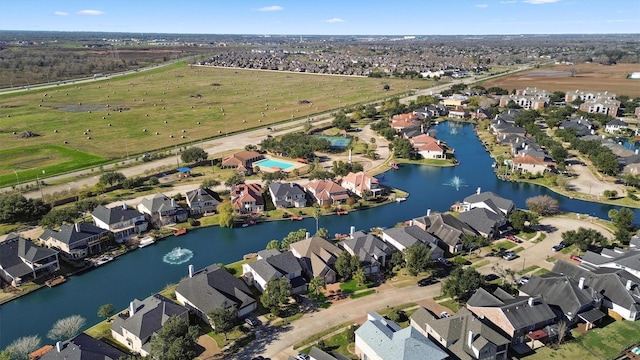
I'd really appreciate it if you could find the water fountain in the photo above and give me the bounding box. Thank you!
[162,247,194,265]
[445,176,467,191]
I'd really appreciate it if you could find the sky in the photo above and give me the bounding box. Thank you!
[1,0,639,35]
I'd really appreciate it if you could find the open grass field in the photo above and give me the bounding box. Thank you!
[0,62,428,184]
[480,63,640,97]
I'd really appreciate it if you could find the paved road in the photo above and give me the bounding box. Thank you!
[228,282,442,360]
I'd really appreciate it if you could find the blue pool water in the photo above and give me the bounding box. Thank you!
[254,158,295,170]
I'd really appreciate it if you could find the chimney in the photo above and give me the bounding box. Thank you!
[305,231,310,239]
[437,140,441,145]
[636,149,639,155]
[626,279,633,291]
[503,134,506,139]
[129,301,136,317]
[188,264,194,278]
[468,330,474,349]
[494,115,498,120]
[350,226,355,236]
[348,149,352,164]
[528,297,534,307]
[427,209,431,216]
[421,124,424,133]
[171,198,176,207]
[516,137,519,143]
[579,277,585,289]
[409,219,414,226]
[122,202,127,210]
[74,222,80,232]
[476,187,481,195]
[56,341,63,352]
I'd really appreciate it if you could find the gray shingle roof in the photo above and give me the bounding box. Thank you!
[457,208,502,236]
[356,312,448,360]
[111,294,188,346]
[91,204,144,225]
[248,251,303,283]
[0,234,58,280]
[340,231,395,266]
[421,213,478,248]
[290,236,342,279]
[463,191,514,215]
[185,188,221,207]
[309,346,351,360]
[40,223,106,246]
[269,182,306,207]
[40,333,127,360]
[138,193,180,213]
[176,264,256,314]
[520,274,599,318]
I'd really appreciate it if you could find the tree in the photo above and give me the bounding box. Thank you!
[201,179,220,189]
[526,195,559,216]
[403,243,432,276]
[353,267,367,287]
[260,277,291,315]
[441,267,485,302]
[47,315,85,341]
[39,207,78,228]
[180,147,208,163]
[149,316,199,360]
[99,171,126,186]
[208,305,237,341]
[509,210,529,232]
[316,227,329,238]
[312,205,322,235]
[335,252,360,281]
[561,227,608,252]
[225,171,245,187]
[0,192,50,223]
[557,320,568,344]
[217,200,235,228]
[97,303,115,320]
[266,239,281,250]
[609,208,635,244]
[389,251,405,270]
[308,276,326,298]
[280,228,308,250]
[5,335,41,360]
[332,113,351,130]
[391,137,416,159]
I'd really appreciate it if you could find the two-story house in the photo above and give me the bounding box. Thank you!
[340,230,397,275]
[231,183,264,213]
[242,249,306,294]
[304,180,350,206]
[290,236,342,284]
[40,333,127,360]
[40,222,110,260]
[0,233,59,286]
[137,193,188,227]
[268,182,307,208]
[91,204,148,242]
[341,171,382,198]
[184,188,222,215]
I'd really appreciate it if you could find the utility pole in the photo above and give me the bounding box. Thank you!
[36,170,45,200]
[13,169,20,193]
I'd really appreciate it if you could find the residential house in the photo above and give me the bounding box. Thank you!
[409,134,446,159]
[304,180,350,206]
[137,193,188,227]
[499,94,549,110]
[176,264,257,322]
[290,236,342,284]
[579,245,640,279]
[605,119,629,134]
[552,260,640,321]
[355,311,448,360]
[391,113,421,131]
[449,106,470,119]
[471,108,492,120]
[184,187,221,215]
[39,333,126,360]
[457,208,503,239]
[511,153,556,175]
[413,213,478,253]
[519,274,604,327]
[268,182,307,208]
[460,190,515,219]
[413,105,448,119]
[411,307,510,360]
[466,288,557,344]
[340,230,397,274]
[0,233,59,286]
[231,183,264,213]
[558,116,594,137]
[40,222,110,260]
[515,87,550,98]
[220,150,263,174]
[242,249,307,294]
[91,204,148,242]
[444,94,469,107]
[341,171,382,197]
[579,98,621,117]
[380,225,444,260]
[111,294,189,356]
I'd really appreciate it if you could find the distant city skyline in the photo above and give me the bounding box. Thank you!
[1,0,638,35]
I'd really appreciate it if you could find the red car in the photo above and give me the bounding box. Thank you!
[506,235,522,243]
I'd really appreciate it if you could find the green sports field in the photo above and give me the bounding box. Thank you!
[0,62,428,186]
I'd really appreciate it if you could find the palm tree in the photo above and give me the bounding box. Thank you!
[309,276,326,298]
[354,267,367,287]
[312,205,322,234]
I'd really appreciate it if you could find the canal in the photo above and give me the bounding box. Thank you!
[1,121,637,348]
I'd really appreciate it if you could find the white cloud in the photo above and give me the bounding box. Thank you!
[523,0,560,4]
[500,0,517,3]
[476,4,489,8]
[54,11,68,16]
[325,18,345,23]
[77,10,104,15]
[257,5,283,12]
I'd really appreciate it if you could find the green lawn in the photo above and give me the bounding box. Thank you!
[340,279,373,293]
[350,289,376,299]
[517,265,540,275]
[301,329,358,359]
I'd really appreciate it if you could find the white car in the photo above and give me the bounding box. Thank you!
[518,276,530,285]
[502,251,517,261]
[440,311,451,318]
[296,354,310,360]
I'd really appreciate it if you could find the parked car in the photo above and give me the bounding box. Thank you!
[438,257,452,267]
[296,354,310,360]
[485,274,500,282]
[440,311,451,318]
[245,317,259,327]
[552,242,567,252]
[518,276,530,285]
[418,277,435,287]
[502,251,517,261]
[506,235,522,243]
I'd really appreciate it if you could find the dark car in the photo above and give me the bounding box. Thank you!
[438,257,452,267]
[552,242,567,252]
[417,277,435,287]
[485,274,500,282]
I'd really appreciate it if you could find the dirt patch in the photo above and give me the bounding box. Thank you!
[481,63,640,97]
[566,164,625,197]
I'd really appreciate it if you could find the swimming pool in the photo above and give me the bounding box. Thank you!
[254,158,296,170]
[315,135,353,149]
